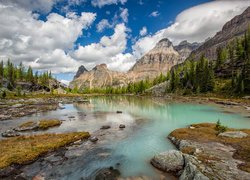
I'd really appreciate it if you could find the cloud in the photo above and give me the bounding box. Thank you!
[149,11,160,17]
[91,0,127,8]
[139,26,147,36]
[72,23,135,71]
[96,19,112,32]
[96,8,129,32]
[133,0,249,58]
[120,8,129,23]
[0,3,96,73]
[1,0,57,14]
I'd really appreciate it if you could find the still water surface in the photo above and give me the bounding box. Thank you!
[1,96,249,179]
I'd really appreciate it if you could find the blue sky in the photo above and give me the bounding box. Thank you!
[0,0,249,84]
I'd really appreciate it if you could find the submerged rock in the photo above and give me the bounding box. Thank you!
[219,131,248,138]
[100,125,111,130]
[151,150,184,173]
[95,167,120,180]
[119,124,126,129]
[89,136,98,142]
[2,130,21,137]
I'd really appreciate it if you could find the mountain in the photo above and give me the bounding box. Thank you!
[70,39,199,90]
[69,64,128,89]
[174,40,200,61]
[74,65,88,80]
[128,38,182,81]
[191,6,250,61]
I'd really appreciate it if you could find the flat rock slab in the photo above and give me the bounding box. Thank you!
[151,150,184,173]
[219,131,248,138]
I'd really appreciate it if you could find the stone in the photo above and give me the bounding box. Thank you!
[151,150,184,173]
[95,167,120,180]
[218,131,248,138]
[2,129,21,137]
[14,122,38,132]
[89,136,98,142]
[180,155,209,180]
[119,124,126,129]
[11,104,24,108]
[100,125,111,130]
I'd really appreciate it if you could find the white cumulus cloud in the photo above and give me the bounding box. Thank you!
[139,26,147,36]
[133,0,250,58]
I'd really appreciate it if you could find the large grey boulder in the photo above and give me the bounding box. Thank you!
[151,150,184,173]
[180,155,209,180]
[219,131,248,138]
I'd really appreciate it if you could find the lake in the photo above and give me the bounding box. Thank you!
[1,96,249,179]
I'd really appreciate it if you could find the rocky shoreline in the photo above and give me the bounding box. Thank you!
[0,96,89,121]
[151,123,250,180]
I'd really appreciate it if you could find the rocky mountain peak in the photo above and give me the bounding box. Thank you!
[154,38,173,49]
[73,65,88,79]
[92,63,108,71]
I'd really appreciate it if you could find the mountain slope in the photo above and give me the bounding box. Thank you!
[191,6,250,61]
[70,39,199,90]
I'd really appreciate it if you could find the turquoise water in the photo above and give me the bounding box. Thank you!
[1,96,249,179]
[86,96,250,178]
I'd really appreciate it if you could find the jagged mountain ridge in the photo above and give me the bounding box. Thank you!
[191,6,250,61]
[74,65,88,80]
[70,39,199,89]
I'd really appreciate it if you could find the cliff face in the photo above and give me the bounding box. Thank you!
[128,38,182,81]
[70,39,199,89]
[191,7,250,61]
[69,64,128,89]
[74,65,88,80]
[174,41,200,61]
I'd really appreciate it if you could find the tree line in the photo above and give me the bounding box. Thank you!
[167,28,250,95]
[0,60,52,90]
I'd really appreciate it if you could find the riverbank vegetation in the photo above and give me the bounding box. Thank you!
[0,132,90,169]
[0,60,53,90]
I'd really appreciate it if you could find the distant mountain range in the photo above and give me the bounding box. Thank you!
[70,6,250,90]
[69,39,199,89]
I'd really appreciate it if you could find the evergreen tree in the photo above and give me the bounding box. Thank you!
[0,61,3,86]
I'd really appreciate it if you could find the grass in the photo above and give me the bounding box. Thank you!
[170,123,250,172]
[0,132,90,169]
[18,119,62,130]
[38,119,62,130]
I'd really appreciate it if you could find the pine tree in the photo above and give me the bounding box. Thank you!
[0,61,3,86]
[26,66,34,83]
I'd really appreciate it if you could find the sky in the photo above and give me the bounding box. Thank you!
[0,0,249,85]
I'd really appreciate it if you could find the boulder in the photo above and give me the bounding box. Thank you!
[119,124,126,129]
[2,130,21,137]
[100,125,111,130]
[14,122,38,132]
[180,155,209,180]
[151,150,184,173]
[95,167,120,180]
[219,131,248,138]
[89,136,98,142]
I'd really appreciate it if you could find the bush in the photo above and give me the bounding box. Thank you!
[215,119,228,134]
[1,90,6,99]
